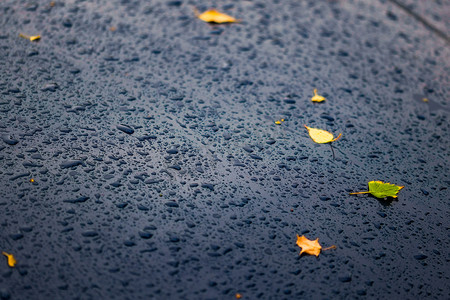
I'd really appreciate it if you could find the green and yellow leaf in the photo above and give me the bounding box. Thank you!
[350,180,404,199]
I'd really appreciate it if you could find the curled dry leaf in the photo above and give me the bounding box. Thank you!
[350,180,404,199]
[196,9,238,23]
[311,89,326,102]
[2,252,16,267]
[304,125,342,144]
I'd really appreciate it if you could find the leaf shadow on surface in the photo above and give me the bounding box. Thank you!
[357,195,397,207]
[376,197,397,207]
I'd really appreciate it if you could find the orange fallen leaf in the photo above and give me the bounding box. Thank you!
[2,252,16,267]
[235,293,242,299]
[196,9,239,23]
[304,125,341,144]
[274,118,285,125]
[311,89,326,102]
[296,235,321,256]
[296,235,336,257]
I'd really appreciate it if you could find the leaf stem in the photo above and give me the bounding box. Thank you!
[329,143,335,160]
[349,191,371,195]
[323,245,337,251]
[331,133,342,142]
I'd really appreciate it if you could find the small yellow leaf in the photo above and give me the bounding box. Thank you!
[304,125,342,144]
[197,9,238,23]
[274,118,286,125]
[19,33,41,41]
[296,235,322,256]
[422,98,429,102]
[311,89,326,102]
[2,252,16,267]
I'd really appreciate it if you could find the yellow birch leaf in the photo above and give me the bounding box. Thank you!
[2,252,16,267]
[197,9,238,23]
[304,125,342,144]
[311,89,326,102]
[19,33,41,41]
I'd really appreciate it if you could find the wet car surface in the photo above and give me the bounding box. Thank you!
[0,0,449,299]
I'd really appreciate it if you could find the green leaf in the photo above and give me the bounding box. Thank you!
[350,181,404,199]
